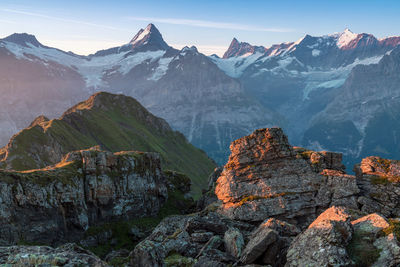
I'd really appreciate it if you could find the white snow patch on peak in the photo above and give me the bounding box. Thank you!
[337,28,358,48]
[240,52,253,58]
[210,52,263,78]
[147,56,174,81]
[312,49,321,57]
[284,35,306,55]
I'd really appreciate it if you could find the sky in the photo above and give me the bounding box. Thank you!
[0,0,399,56]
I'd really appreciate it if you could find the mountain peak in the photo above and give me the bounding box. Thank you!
[223,37,266,58]
[337,28,358,48]
[343,28,354,34]
[129,23,169,51]
[2,33,43,47]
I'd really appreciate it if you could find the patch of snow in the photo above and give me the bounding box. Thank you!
[312,49,321,57]
[240,52,253,57]
[337,28,358,48]
[147,56,174,81]
[1,40,166,88]
[210,52,263,78]
[130,28,150,45]
[302,55,383,100]
[317,79,346,88]
[307,43,319,49]
[117,50,165,75]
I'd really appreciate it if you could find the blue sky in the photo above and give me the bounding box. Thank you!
[0,0,399,56]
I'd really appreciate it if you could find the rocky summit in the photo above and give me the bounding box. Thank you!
[215,127,359,226]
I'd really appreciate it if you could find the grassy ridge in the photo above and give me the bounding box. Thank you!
[1,92,216,197]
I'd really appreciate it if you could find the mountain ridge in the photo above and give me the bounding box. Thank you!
[0,92,216,196]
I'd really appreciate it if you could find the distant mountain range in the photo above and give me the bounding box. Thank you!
[1,24,400,168]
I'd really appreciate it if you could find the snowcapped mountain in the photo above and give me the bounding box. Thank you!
[0,24,276,164]
[222,38,267,58]
[212,28,400,168]
[0,26,400,168]
[303,46,400,167]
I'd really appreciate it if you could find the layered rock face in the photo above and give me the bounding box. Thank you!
[215,127,359,226]
[0,147,167,246]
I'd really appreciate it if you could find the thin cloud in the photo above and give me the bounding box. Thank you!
[0,19,16,24]
[0,8,131,32]
[127,16,293,33]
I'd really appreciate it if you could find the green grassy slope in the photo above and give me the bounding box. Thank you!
[1,92,216,197]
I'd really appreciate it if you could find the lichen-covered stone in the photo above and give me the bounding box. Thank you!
[285,206,353,267]
[224,227,244,258]
[0,243,108,266]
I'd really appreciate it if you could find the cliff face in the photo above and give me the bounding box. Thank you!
[0,147,167,246]
[215,127,359,226]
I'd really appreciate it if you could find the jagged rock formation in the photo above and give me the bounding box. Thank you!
[117,127,400,266]
[0,243,108,266]
[0,92,216,196]
[0,147,167,246]
[215,127,359,226]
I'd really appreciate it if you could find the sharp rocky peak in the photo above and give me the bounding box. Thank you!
[129,23,169,51]
[223,37,266,58]
[2,33,43,47]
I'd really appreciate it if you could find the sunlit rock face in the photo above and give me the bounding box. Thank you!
[0,148,167,246]
[215,127,359,226]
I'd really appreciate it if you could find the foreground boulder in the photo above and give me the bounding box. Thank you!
[349,214,400,267]
[286,207,400,267]
[356,156,400,217]
[0,147,167,245]
[215,128,359,227]
[0,243,108,266]
[286,206,353,266]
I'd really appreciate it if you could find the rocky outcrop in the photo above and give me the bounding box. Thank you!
[0,147,167,246]
[215,127,359,226]
[286,207,400,267]
[196,167,223,210]
[286,206,353,267]
[355,156,400,217]
[129,211,255,266]
[349,214,400,267]
[0,243,108,266]
[129,128,400,267]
